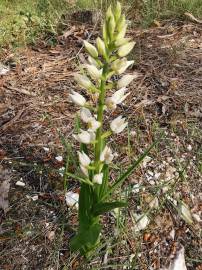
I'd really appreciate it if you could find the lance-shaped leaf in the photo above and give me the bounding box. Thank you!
[102,139,159,201]
[92,201,127,216]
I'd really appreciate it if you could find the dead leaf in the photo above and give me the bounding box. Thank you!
[0,166,11,213]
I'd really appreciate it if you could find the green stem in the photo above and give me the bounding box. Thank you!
[95,64,108,172]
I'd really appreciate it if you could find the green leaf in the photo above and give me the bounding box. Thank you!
[65,172,93,186]
[92,201,127,216]
[102,139,159,201]
[70,223,101,254]
[78,183,94,229]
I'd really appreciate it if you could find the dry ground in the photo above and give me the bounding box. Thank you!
[0,19,202,269]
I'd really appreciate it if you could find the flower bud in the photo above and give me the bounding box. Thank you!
[115,37,131,47]
[116,24,127,41]
[106,5,113,21]
[117,74,138,88]
[74,73,92,89]
[96,37,107,57]
[117,15,126,32]
[102,21,108,42]
[69,90,86,106]
[114,1,122,22]
[118,41,136,57]
[110,116,128,134]
[84,64,102,80]
[83,40,98,58]
[93,173,103,185]
[108,15,116,39]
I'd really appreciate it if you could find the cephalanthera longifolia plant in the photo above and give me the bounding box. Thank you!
[68,2,156,256]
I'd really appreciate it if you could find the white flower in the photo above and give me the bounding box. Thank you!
[93,173,103,185]
[88,118,101,131]
[117,74,138,89]
[106,88,130,110]
[100,145,114,164]
[118,41,136,57]
[111,58,134,74]
[74,73,92,90]
[65,191,79,209]
[69,90,86,106]
[84,64,102,80]
[84,40,98,58]
[96,37,106,57]
[73,130,95,144]
[110,116,128,134]
[80,108,101,131]
[78,151,91,167]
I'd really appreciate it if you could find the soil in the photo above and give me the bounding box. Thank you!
[0,19,201,269]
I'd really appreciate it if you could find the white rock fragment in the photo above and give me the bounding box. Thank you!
[43,147,50,152]
[16,181,25,187]
[187,145,192,151]
[169,229,175,240]
[65,191,79,209]
[55,156,63,162]
[0,63,10,75]
[132,183,141,193]
[31,195,38,201]
[192,213,201,223]
[168,246,187,270]
[142,156,152,168]
[133,213,150,232]
[149,197,159,209]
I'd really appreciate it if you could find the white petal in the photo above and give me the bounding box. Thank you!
[117,74,138,89]
[74,73,92,89]
[78,151,91,167]
[84,40,98,58]
[118,60,134,74]
[118,42,136,57]
[110,116,127,134]
[115,121,128,133]
[69,90,86,106]
[84,64,102,80]
[73,130,95,144]
[93,173,103,185]
[88,118,101,131]
[80,108,92,123]
[100,145,114,164]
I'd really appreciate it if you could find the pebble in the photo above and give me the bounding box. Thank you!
[55,156,63,162]
[16,181,25,187]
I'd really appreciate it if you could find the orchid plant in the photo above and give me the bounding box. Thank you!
[68,2,155,256]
